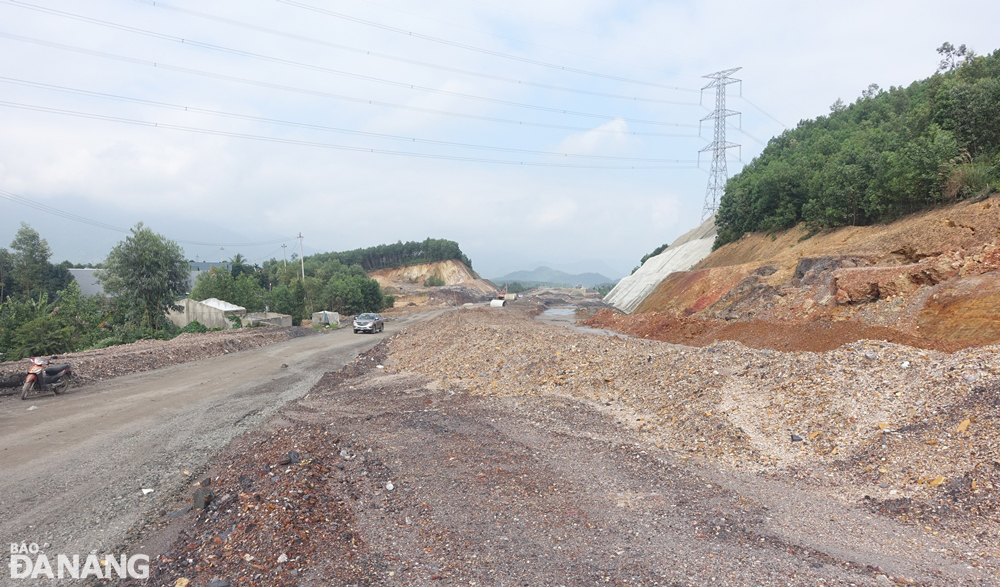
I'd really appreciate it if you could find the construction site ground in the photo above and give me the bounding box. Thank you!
[80,301,1000,587]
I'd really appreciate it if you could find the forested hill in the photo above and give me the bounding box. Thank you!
[715,44,1000,248]
[307,238,473,272]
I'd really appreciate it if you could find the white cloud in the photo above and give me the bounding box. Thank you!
[1,0,999,277]
[556,118,630,155]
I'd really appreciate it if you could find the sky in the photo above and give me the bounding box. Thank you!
[1,0,998,280]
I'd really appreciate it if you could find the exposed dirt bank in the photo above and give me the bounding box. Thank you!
[583,309,979,353]
[625,194,1000,351]
[370,259,498,308]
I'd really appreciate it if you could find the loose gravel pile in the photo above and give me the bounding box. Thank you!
[0,326,310,391]
[388,306,1000,550]
[118,308,1000,586]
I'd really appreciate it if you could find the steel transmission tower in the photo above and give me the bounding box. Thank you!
[699,67,741,220]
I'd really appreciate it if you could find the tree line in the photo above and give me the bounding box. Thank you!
[1,225,471,362]
[0,223,188,361]
[306,238,473,272]
[715,43,1000,248]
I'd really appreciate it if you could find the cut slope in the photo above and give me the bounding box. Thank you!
[601,194,1000,351]
[604,214,717,313]
[370,259,497,298]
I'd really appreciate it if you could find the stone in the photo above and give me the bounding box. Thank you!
[193,487,214,509]
[168,506,192,519]
[790,434,804,442]
[208,580,231,587]
[288,450,302,464]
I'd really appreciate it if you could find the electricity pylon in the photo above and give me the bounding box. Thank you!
[699,67,741,220]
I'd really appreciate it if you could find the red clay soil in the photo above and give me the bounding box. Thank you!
[583,308,988,353]
[607,194,1000,353]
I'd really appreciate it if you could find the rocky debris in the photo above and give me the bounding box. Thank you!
[386,306,1000,546]
[121,417,371,587]
[123,324,997,586]
[833,250,968,303]
[0,326,311,391]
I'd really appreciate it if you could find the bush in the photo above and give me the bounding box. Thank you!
[942,152,999,200]
[181,320,208,334]
[423,275,445,287]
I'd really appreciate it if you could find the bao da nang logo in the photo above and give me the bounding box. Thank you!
[9,543,149,580]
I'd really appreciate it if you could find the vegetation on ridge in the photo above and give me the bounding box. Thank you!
[715,43,1000,248]
[305,238,473,272]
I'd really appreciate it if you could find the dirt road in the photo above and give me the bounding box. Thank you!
[129,345,991,587]
[0,311,441,580]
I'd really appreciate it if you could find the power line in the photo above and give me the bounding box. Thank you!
[252,245,286,264]
[0,189,293,246]
[699,67,741,220]
[0,189,129,232]
[0,100,699,170]
[355,0,683,80]
[736,95,787,129]
[0,77,698,163]
[0,32,698,139]
[276,0,699,93]
[129,0,698,107]
[726,123,768,147]
[1,1,695,128]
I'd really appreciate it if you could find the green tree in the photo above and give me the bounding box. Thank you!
[190,267,234,304]
[9,223,52,298]
[52,280,107,351]
[715,45,1000,249]
[0,293,49,360]
[0,248,12,302]
[99,223,188,330]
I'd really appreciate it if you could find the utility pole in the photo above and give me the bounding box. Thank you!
[281,244,287,268]
[699,67,742,220]
[297,233,305,281]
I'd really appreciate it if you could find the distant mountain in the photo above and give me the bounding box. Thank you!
[492,266,614,288]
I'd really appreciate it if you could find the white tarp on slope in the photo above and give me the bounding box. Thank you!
[604,214,718,314]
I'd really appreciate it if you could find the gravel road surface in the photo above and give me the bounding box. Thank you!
[0,311,443,586]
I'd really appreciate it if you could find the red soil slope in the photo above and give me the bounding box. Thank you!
[589,194,1000,351]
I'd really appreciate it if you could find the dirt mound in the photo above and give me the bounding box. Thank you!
[621,194,1000,351]
[386,307,1000,565]
[0,326,309,391]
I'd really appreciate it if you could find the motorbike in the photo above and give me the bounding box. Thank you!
[21,357,72,400]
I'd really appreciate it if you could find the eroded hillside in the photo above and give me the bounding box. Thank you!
[591,194,1000,351]
[370,259,497,308]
